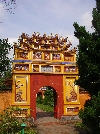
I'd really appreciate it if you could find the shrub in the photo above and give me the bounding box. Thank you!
[36,89,54,107]
[0,106,26,134]
[16,128,37,134]
[79,91,100,134]
[36,96,43,104]
[43,89,54,107]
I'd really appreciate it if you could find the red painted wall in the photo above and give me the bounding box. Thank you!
[30,74,64,120]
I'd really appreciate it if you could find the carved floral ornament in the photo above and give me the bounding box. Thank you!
[65,80,77,102]
[14,32,77,53]
[33,52,42,59]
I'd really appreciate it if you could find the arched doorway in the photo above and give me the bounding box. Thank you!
[30,74,64,120]
[36,86,58,119]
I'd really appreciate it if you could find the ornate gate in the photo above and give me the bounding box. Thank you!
[12,33,81,120]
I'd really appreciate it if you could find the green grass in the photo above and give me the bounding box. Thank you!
[36,103,54,112]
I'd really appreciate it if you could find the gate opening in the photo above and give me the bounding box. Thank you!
[36,86,58,119]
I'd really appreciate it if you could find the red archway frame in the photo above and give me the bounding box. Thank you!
[30,74,64,120]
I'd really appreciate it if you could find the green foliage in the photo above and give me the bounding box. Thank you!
[36,96,43,104]
[0,106,37,134]
[73,0,100,96]
[16,128,37,134]
[36,103,54,112]
[36,87,54,107]
[0,39,13,90]
[79,91,100,134]
[0,106,24,134]
[75,122,87,129]
[23,128,37,134]
[43,88,54,107]
[36,87,54,112]
[73,1,100,133]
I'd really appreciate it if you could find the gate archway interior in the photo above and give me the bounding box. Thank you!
[36,86,58,119]
[30,74,63,120]
[12,32,81,120]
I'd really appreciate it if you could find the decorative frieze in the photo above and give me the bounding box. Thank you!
[14,64,29,71]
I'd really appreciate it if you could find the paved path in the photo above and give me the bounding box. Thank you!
[33,107,88,134]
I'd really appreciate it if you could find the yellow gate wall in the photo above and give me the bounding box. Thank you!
[0,90,90,114]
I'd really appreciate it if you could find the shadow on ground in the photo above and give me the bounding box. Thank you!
[36,111,54,119]
[74,126,91,134]
[34,108,91,134]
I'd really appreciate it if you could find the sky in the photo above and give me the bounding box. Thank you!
[0,0,96,58]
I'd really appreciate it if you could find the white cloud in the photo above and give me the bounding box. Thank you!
[0,3,6,19]
[0,27,4,34]
[56,29,79,47]
[8,38,18,44]
[81,12,93,32]
[45,0,72,18]
[8,38,18,59]
[0,4,4,16]
[67,34,79,47]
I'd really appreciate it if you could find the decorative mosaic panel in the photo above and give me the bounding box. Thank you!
[17,52,28,59]
[66,107,79,112]
[33,65,39,72]
[44,52,50,60]
[33,52,42,59]
[15,76,27,102]
[14,64,29,71]
[55,66,61,72]
[41,66,53,72]
[64,55,74,61]
[52,53,61,60]
[13,108,28,117]
[65,78,78,102]
[64,66,77,72]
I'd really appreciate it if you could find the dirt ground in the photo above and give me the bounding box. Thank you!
[30,107,89,134]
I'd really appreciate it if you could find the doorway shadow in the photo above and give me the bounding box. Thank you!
[36,86,58,120]
[36,111,54,119]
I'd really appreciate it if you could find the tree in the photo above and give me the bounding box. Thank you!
[1,0,17,14]
[79,91,100,134]
[0,39,13,90]
[43,87,54,107]
[73,0,100,96]
[0,1,17,87]
[0,0,17,23]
